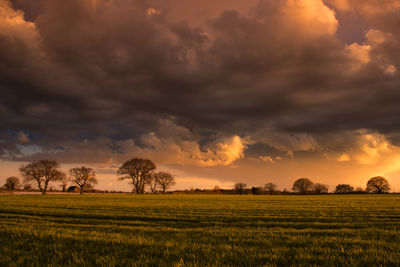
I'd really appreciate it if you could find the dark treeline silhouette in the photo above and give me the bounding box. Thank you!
[117,158,175,194]
[167,176,391,195]
[1,158,176,194]
[0,158,394,195]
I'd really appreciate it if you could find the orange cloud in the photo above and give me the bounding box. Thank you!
[139,132,247,167]
[337,153,350,162]
[282,0,338,37]
[0,0,40,48]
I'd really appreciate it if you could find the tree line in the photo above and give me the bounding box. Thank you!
[1,158,175,195]
[1,159,391,195]
[231,176,391,195]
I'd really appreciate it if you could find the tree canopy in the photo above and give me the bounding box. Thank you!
[264,183,277,194]
[292,178,314,195]
[234,183,247,195]
[314,183,328,194]
[117,158,156,194]
[335,184,354,194]
[19,160,65,195]
[70,166,97,194]
[3,176,21,191]
[366,176,390,194]
[154,172,176,193]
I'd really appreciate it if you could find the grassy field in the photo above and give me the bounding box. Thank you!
[0,194,399,266]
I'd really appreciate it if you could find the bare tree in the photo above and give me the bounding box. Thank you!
[154,172,175,193]
[366,176,390,194]
[314,183,328,194]
[234,183,247,195]
[3,176,21,191]
[70,166,97,194]
[147,173,158,193]
[335,184,354,194]
[117,158,156,194]
[264,183,277,194]
[20,160,65,195]
[292,178,314,195]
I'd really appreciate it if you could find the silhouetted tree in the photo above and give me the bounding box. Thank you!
[3,176,21,191]
[335,184,354,194]
[292,178,314,195]
[213,185,221,193]
[23,183,32,191]
[234,183,247,194]
[147,174,158,193]
[117,158,156,194]
[70,166,97,194]
[264,183,277,194]
[20,160,65,195]
[251,186,263,195]
[314,183,328,194]
[154,172,175,193]
[366,176,390,194]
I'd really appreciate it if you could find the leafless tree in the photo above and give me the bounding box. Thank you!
[292,178,314,195]
[314,183,328,194]
[147,173,158,193]
[117,158,156,194]
[3,176,21,191]
[234,183,247,195]
[154,172,175,193]
[264,183,277,194]
[335,184,354,194]
[20,160,65,195]
[366,176,390,194]
[70,166,97,194]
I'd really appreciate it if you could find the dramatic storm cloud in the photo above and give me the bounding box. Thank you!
[1,0,400,191]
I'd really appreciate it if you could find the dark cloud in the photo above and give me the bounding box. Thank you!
[1,0,400,164]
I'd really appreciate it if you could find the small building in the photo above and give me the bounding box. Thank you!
[66,186,80,193]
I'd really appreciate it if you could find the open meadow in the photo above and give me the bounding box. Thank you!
[0,194,399,266]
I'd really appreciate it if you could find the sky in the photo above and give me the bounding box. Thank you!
[1,0,400,192]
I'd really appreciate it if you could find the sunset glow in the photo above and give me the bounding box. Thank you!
[1,0,400,192]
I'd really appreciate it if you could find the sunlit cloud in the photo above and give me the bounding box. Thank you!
[345,43,371,70]
[283,0,338,37]
[337,153,350,162]
[1,0,400,191]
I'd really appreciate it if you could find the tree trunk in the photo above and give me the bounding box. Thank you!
[139,183,145,194]
[37,180,45,195]
[132,184,139,194]
[43,181,49,195]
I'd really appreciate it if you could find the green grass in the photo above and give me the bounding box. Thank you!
[0,194,399,266]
